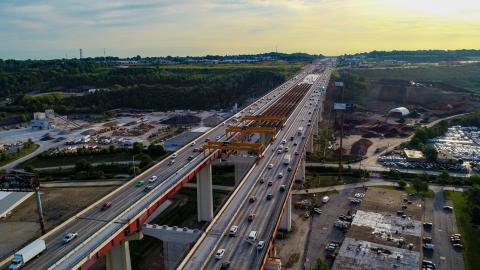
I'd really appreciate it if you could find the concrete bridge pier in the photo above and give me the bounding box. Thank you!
[142,224,201,270]
[306,134,314,153]
[279,194,292,232]
[296,155,305,182]
[106,232,143,270]
[197,163,213,222]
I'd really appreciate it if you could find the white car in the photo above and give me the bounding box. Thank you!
[216,136,221,140]
[215,249,225,260]
[229,225,238,237]
[171,153,177,159]
[281,139,287,144]
[63,232,78,244]
[148,176,157,183]
[268,163,274,169]
[257,241,265,251]
[190,141,196,146]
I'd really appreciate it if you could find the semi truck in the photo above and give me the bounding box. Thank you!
[283,154,291,165]
[9,239,46,269]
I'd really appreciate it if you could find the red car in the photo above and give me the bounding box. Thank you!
[101,201,112,211]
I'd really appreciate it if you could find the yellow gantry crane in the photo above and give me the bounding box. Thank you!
[202,141,265,158]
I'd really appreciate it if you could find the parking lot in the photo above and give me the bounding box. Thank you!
[276,187,366,269]
[424,187,465,270]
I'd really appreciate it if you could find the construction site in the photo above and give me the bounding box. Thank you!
[315,77,480,165]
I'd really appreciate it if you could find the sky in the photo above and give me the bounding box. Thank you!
[1,0,480,59]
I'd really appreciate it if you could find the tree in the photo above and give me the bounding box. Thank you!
[397,180,407,190]
[412,178,428,193]
[469,174,480,186]
[132,142,144,154]
[437,171,451,184]
[311,258,328,270]
[139,154,153,168]
[148,143,165,156]
[467,184,480,224]
[75,159,92,172]
[423,145,438,162]
[108,145,117,153]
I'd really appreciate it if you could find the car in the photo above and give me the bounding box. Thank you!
[216,136,221,140]
[215,249,225,260]
[314,208,322,215]
[325,243,337,251]
[136,180,145,187]
[281,139,287,144]
[423,237,432,243]
[193,147,201,152]
[204,138,210,142]
[290,136,294,141]
[63,232,78,244]
[257,241,265,251]
[220,261,231,270]
[248,213,255,222]
[293,142,298,146]
[284,147,289,152]
[171,153,177,159]
[453,243,463,249]
[188,155,194,161]
[101,201,112,211]
[279,185,286,192]
[278,172,283,178]
[168,160,175,165]
[148,176,157,183]
[423,243,435,250]
[266,194,273,200]
[267,180,273,186]
[267,163,274,169]
[259,178,265,184]
[190,141,196,146]
[443,206,454,211]
[287,166,292,172]
[423,222,433,228]
[229,225,238,237]
[144,185,153,192]
[277,149,283,154]
[294,151,299,155]
[249,196,256,203]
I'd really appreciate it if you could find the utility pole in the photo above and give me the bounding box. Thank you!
[337,80,346,183]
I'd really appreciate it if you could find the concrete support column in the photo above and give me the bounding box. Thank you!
[296,155,305,182]
[233,156,256,186]
[279,194,292,232]
[164,242,189,270]
[259,133,269,146]
[106,232,143,270]
[142,224,201,270]
[306,134,314,153]
[197,164,213,222]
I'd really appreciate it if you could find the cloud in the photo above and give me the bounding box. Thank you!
[0,0,479,59]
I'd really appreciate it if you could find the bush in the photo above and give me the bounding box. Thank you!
[398,180,407,190]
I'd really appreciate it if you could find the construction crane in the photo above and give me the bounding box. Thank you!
[202,141,265,158]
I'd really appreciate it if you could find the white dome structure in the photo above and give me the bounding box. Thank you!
[388,107,410,117]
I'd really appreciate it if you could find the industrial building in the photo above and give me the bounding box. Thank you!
[162,127,210,151]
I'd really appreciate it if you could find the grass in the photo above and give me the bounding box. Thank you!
[17,152,165,169]
[0,143,39,167]
[444,191,480,270]
[376,184,435,198]
[352,63,480,93]
[17,152,136,168]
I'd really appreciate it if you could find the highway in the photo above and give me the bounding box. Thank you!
[7,65,315,270]
[180,63,332,269]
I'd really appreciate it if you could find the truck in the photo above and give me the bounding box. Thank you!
[297,127,304,136]
[283,154,291,165]
[9,239,46,269]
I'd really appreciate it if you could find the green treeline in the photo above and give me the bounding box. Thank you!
[347,49,480,62]
[0,59,304,114]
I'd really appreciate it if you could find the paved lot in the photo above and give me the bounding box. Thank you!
[424,187,465,270]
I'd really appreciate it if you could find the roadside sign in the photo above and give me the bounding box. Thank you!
[334,103,353,111]
[334,82,344,87]
[0,173,39,192]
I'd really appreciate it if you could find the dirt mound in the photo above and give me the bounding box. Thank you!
[350,139,373,156]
